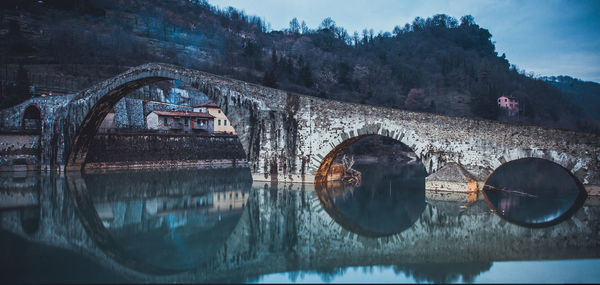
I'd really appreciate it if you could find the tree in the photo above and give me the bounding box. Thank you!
[352,31,360,46]
[299,61,313,88]
[393,25,402,37]
[333,26,349,42]
[262,69,278,88]
[469,81,500,120]
[460,15,475,27]
[412,17,426,31]
[404,88,425,110]
[271,49,277,64]
[319,17,336,31]
[289,17,300,34]
[301,20,309,34]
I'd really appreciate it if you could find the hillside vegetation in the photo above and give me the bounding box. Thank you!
[0,0,598,132]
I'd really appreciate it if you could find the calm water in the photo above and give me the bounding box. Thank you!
[0,161,598,283]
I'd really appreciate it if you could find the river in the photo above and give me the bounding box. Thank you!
[0,161,598,283]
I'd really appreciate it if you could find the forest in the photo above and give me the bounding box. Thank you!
[0,0,598,133]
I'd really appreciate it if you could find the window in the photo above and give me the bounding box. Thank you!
[498,99,501,102]
[218,119,221,126]
[184,118,189,125]
[163,118,168,125]
[224,120,227,126]
[197,119,201,124]
[505,99,508,102]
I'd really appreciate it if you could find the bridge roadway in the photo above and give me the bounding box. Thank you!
[0,63,598,187]
[0,175,598,282]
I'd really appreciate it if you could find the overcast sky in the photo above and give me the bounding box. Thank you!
[208,0,600,83]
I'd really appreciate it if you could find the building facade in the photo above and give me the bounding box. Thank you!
[146,110,214,134]
[193,102,236,134]
[497,95,519,116]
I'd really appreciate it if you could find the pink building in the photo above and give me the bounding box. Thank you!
[497,95,519,116]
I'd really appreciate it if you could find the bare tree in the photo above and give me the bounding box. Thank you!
[289,17,300,34]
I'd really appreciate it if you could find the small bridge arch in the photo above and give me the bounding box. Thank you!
[313,125,431,183]
[22,103,42,132]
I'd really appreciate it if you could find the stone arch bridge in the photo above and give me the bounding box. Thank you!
[0,63,598,187]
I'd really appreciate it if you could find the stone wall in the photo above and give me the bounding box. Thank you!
[84,133,247,170]
[0,134,41,171]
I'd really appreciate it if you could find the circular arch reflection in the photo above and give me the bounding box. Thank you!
[315,135,427,237]
[66,168,252,274]
[482,157,587,228]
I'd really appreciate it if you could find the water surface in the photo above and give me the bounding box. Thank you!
[0,164,598,283]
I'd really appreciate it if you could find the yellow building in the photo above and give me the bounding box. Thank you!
[193,102,236,134]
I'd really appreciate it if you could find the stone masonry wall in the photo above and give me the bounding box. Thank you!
[0,134,41,171]
[84,133,246,169]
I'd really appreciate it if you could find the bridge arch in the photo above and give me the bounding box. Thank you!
[22,103,42,132]
[313,125,434,183]
[481,157,587,227]
[63,63,269,171]
[486,149,592,185]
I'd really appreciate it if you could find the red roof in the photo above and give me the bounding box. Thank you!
[151,110,214,118]
[193,102,219,108]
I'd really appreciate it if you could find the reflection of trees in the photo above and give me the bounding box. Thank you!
[393,262,492,283]
[317,267,348,283]
[266,263,492,283]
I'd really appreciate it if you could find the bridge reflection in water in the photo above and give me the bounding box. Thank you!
[87,169,251,272]
[0,165,599,283]
[315,163,426,237]
[482,158,587,227]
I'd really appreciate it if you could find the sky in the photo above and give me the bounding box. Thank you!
[207,0,600,83]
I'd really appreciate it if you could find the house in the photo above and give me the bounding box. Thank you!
[193,102,236,134]
[146,110,214,134]
[497,95,519,116]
